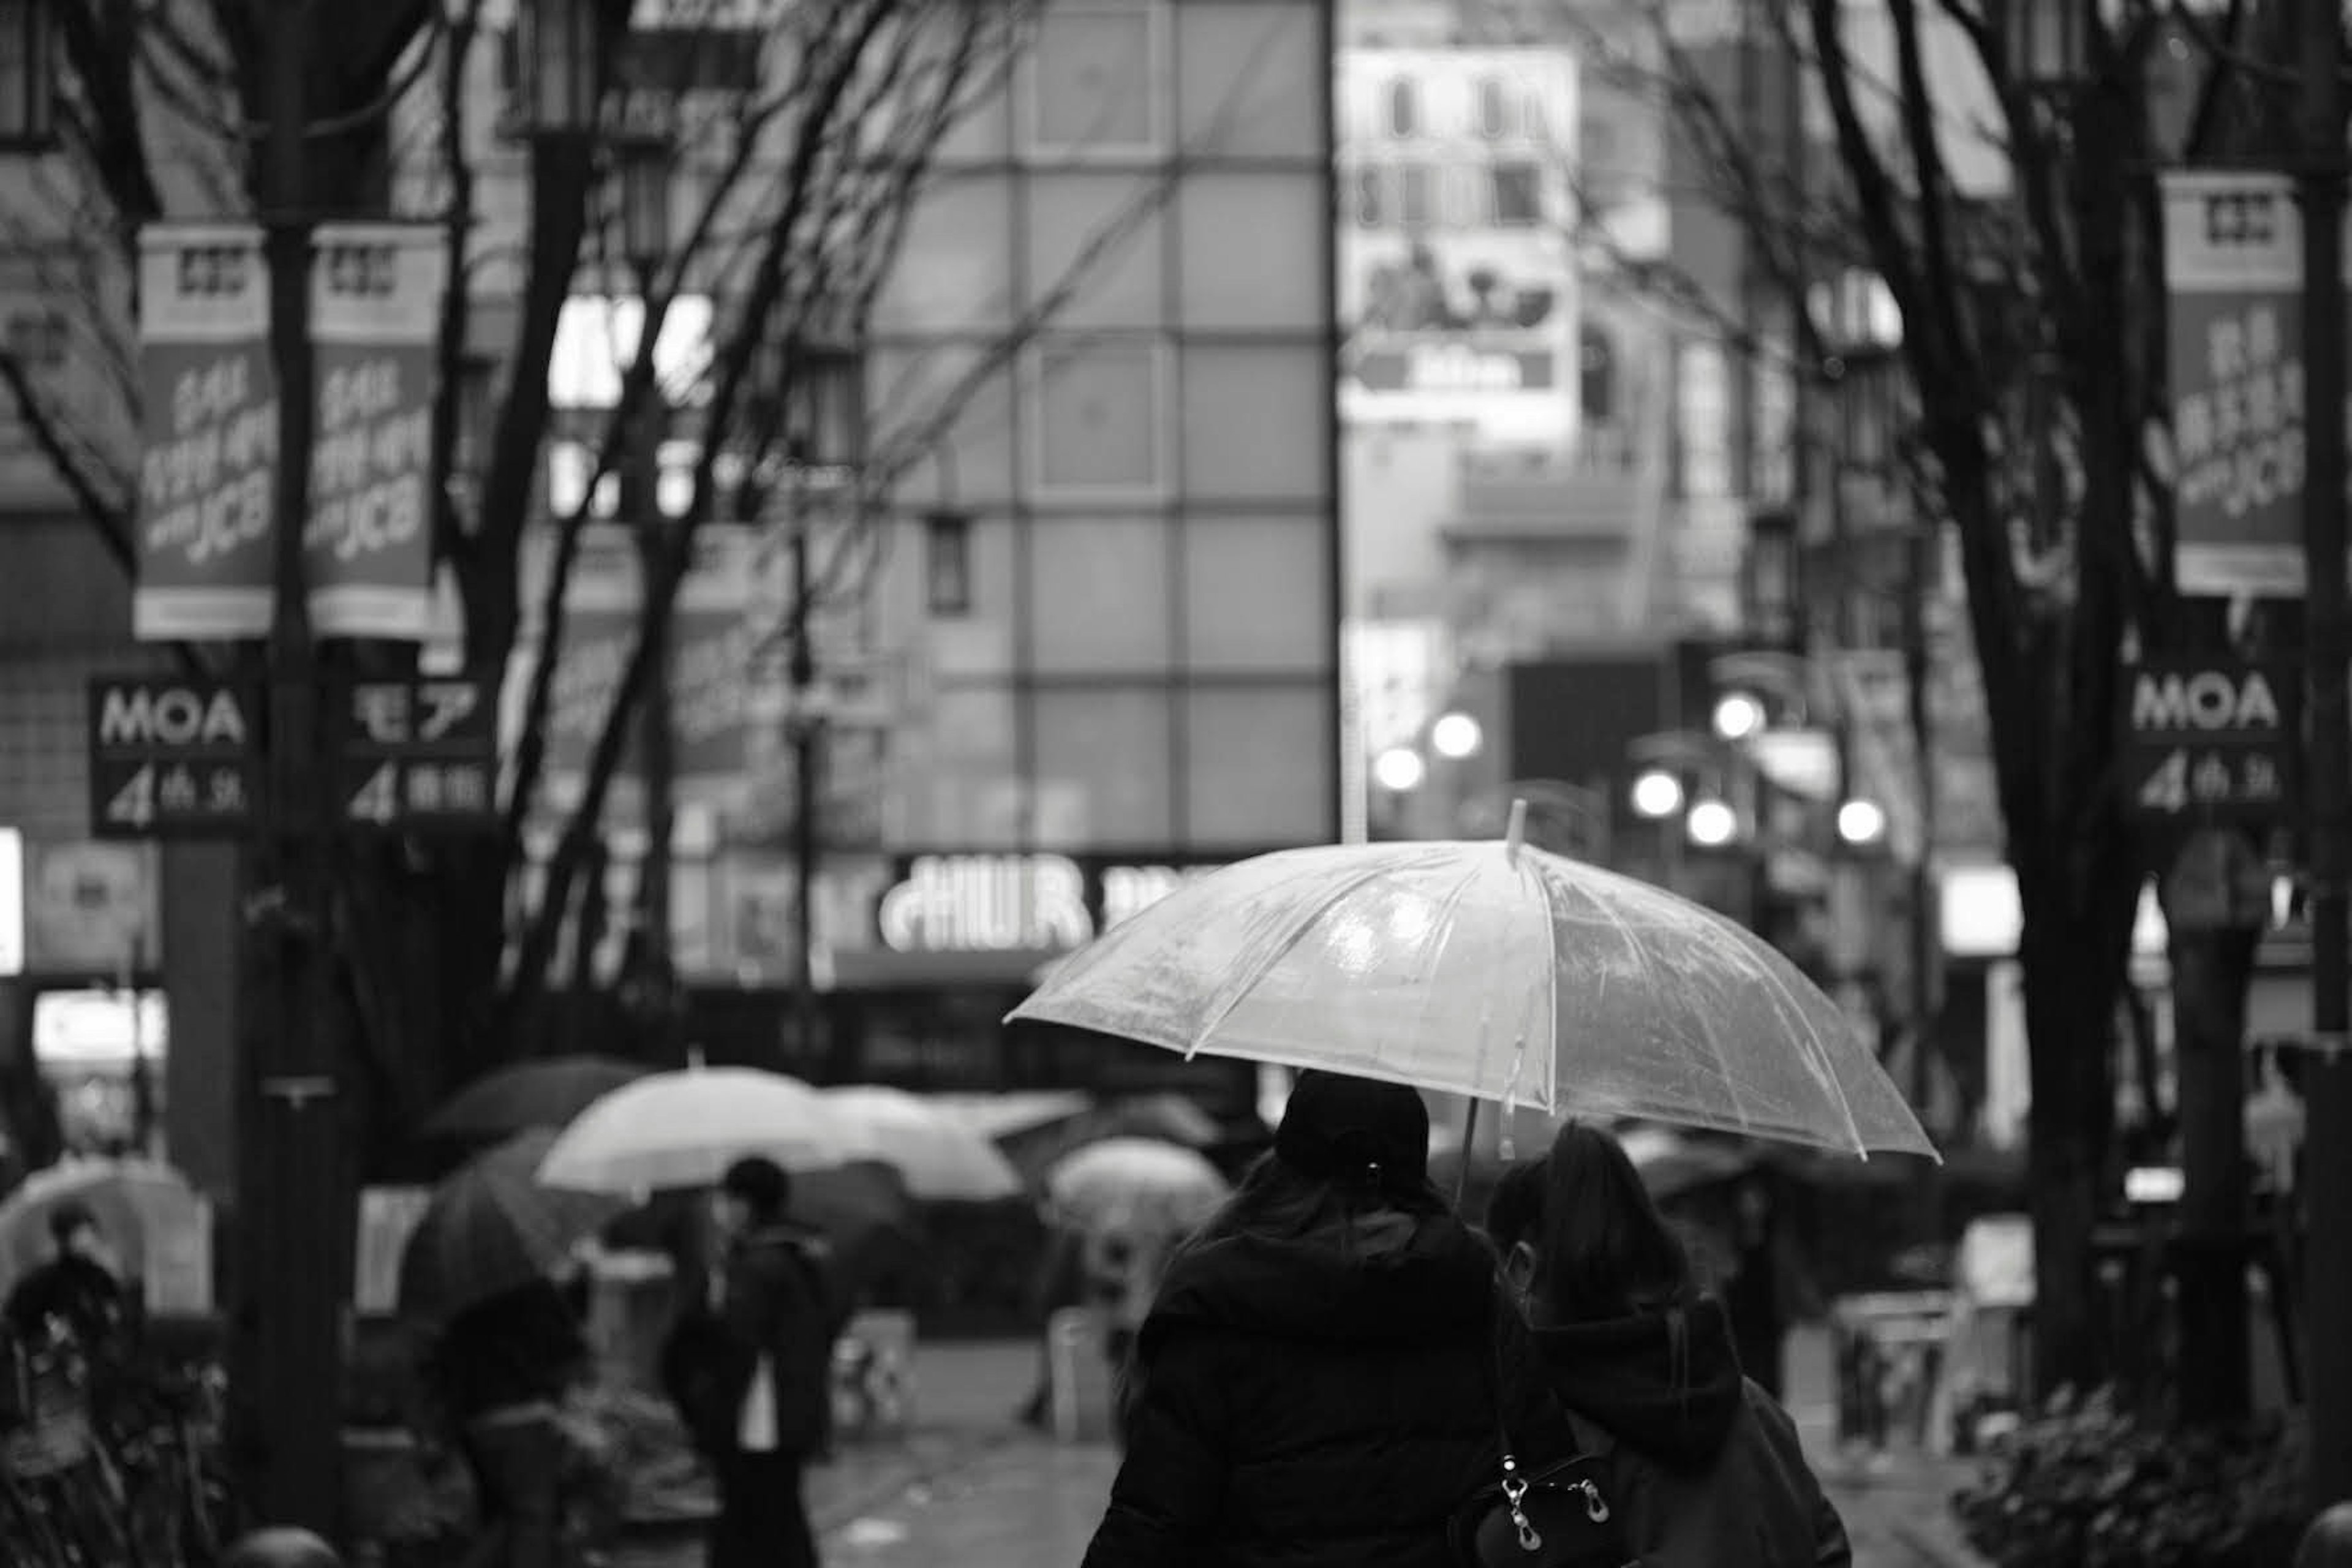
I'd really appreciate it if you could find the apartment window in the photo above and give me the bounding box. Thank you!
[1395,164,1434,227]
[1490,163,1544,227]
[1350,167,1387,227]
[1384,78,1420,138]
[1474,77,1513,140]
[924,510,973,617]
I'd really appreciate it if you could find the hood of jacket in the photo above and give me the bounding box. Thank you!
[1526,1295,1748,1472]
[1143,1210,1496,1349]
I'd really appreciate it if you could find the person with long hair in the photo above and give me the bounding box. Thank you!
[1080,1071,1499,1568]
[1487,1122,1851,1568]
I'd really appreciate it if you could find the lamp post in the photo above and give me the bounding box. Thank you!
[780,339,863,1068]
[2296,0,2352,1511]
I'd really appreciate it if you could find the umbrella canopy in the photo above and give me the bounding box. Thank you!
[423,1055,650,1141]
[1046,1136,1230,1234]
[536,1065,846,1196]
[1009,835,1935,1160]
[398,1129,622,1324]
[0,1158,204,1289]
[819,1087,1025,1203]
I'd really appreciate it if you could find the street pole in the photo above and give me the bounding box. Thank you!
[2296,0,2352,1511]
[788,494,823,1069]
[237,0,345,1532]
[633,407,674,1050]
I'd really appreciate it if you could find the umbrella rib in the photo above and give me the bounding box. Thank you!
[1728,925,1870,1156]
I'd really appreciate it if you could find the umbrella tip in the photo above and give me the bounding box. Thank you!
[1504,798,1528,862]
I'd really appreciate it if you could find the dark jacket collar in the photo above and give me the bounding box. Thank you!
[1144,1210,1496,1349]
[1521,1296,1749,1472]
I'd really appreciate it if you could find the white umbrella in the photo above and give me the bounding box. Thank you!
[820,1085,1025,1202]
[1009,810,1934,1160]
[1046,1137,1230,1234]
[535,1065,846,1195]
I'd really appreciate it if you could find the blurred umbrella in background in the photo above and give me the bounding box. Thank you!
[820,1087,1025,1203]
[422,1055,649,1144]
[0,1156,205,1291]
[537,1064,846,1196]
[1046,1137,1230,1236]
[398,1129,622,1326]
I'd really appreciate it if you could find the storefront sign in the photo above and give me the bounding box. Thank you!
[306,223,447,639]
[85,676,262,840]
[1337,48,1578,442]
[2123,657,2298,821]
[876,855,1219,954]
[134,224,274,640]
[2160,171,2352,596]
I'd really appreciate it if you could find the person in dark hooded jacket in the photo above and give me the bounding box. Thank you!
[1080,1070,1499,1568]
[1488,1122,1851,1568]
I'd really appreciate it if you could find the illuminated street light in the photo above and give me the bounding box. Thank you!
[1374,747,1427,793]
[1630,767,1686,820]
[1686,798,1740,848]
[1712,690,1768,742]
[1430,711,1483,760]
[1837,797,1889,847]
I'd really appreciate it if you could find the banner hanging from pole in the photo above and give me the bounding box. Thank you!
[133,224,276,641]
[2160,170,2352,598]
[306,222,448,639]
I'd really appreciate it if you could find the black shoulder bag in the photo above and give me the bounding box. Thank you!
[1450,1319,1634,1568]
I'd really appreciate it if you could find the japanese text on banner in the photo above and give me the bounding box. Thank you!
[2174,296,2306,523]
[132,225,277,641]
[304,224,448,641]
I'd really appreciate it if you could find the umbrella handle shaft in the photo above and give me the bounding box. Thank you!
[1452,1099,1480,1207]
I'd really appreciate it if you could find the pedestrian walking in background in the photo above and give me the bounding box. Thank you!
[1081,1069,1499,1568]
[420,1272,589,1568]
[1718,1174,1821,1401]
[1017,1222,1085,1430]
[2,1200,132,1358]
[659,1156,838,1568]
[1487,1123,1851,1568]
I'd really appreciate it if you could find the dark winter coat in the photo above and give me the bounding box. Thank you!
[1509,1295,1852,1568]
[425,1276,588,1424]
[1080,1208,1500,1568]
[660,1225,838,1459]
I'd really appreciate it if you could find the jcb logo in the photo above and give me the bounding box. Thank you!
[2205,191,2278,247]
[321,244,399,298]
[176,245,252,297]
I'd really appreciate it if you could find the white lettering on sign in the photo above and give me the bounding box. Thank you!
[2131,668,2283,732]
[99,686,248,749]
[1404,343,1525,392]
[879,855,1092,953]
[875,857,1221,953]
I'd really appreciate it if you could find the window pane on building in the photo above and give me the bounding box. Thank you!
[1185,685,1332,847]
[1026,173,1166,330]
[1178,3,1321,157]
[1033,340,1164,495]
[873,176,1014,334]
[1027,516,1172,674]
[1181,516,1329,674]
[895,683,1022,848]
[1028,11,1159,152]
[1030,685,1174,848]
[869,349,1016,506]
[1180,345,1328,500]
[1179,175,1326,331]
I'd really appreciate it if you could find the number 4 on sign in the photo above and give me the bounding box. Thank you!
[107,764,156,828]
[349,763,398,824]
[2139,749,2190,813]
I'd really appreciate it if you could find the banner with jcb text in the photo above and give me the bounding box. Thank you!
[307,222,448,640]
[134,224,275,640]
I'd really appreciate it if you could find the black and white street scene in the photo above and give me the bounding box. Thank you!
[4,1,2352,1564]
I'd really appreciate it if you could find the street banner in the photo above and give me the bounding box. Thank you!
[307,222,448,639]
[134,224,275,640]
[1336,48,1578,443]
[528,522,758,818]
[2160,170,2352,597]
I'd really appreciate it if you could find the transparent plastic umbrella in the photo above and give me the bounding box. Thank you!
[1008,813,1936,1161]
[536,1064,848,1195]
[1045,1137,1231,1234]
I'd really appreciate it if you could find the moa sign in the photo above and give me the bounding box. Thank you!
[2122,658,2299,821]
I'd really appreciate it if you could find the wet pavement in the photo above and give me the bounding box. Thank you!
[616,1333,1988,1567]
